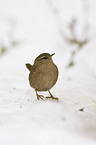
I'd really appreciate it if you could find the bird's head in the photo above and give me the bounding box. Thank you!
[34,53,55,66]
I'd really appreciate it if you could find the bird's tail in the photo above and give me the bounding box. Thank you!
[25,63,33,71]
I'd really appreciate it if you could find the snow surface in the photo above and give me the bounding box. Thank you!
[0,0,96,145]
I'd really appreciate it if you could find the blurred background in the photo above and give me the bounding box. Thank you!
[0,0,96,145]
[0,0,96,77]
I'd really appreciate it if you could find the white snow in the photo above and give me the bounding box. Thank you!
[0,0,96,145]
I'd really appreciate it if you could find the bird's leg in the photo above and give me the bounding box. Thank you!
[35,90,44,100]
[46,90,59,101]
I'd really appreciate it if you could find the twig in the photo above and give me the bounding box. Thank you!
[47,0,90,68]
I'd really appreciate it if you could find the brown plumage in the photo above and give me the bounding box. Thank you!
[25,53,59,100]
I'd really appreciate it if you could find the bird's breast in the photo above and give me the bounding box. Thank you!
[29,63,58,91]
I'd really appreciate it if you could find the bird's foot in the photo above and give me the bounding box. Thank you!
[46,96,59,101]
[37,95,44,100]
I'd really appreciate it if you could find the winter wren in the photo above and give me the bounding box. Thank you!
[25,53,59,100]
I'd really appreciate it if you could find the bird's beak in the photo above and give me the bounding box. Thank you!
[51,53,55,57]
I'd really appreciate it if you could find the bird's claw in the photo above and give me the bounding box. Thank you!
[37,95,44,100]
[46,96,59,101]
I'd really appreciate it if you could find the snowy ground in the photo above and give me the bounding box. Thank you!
[0,0,96,145]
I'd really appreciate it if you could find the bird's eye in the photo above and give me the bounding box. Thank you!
[43,56,48,59]
[39,56,48,60]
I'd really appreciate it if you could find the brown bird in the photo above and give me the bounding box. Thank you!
[25,53,59,100]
